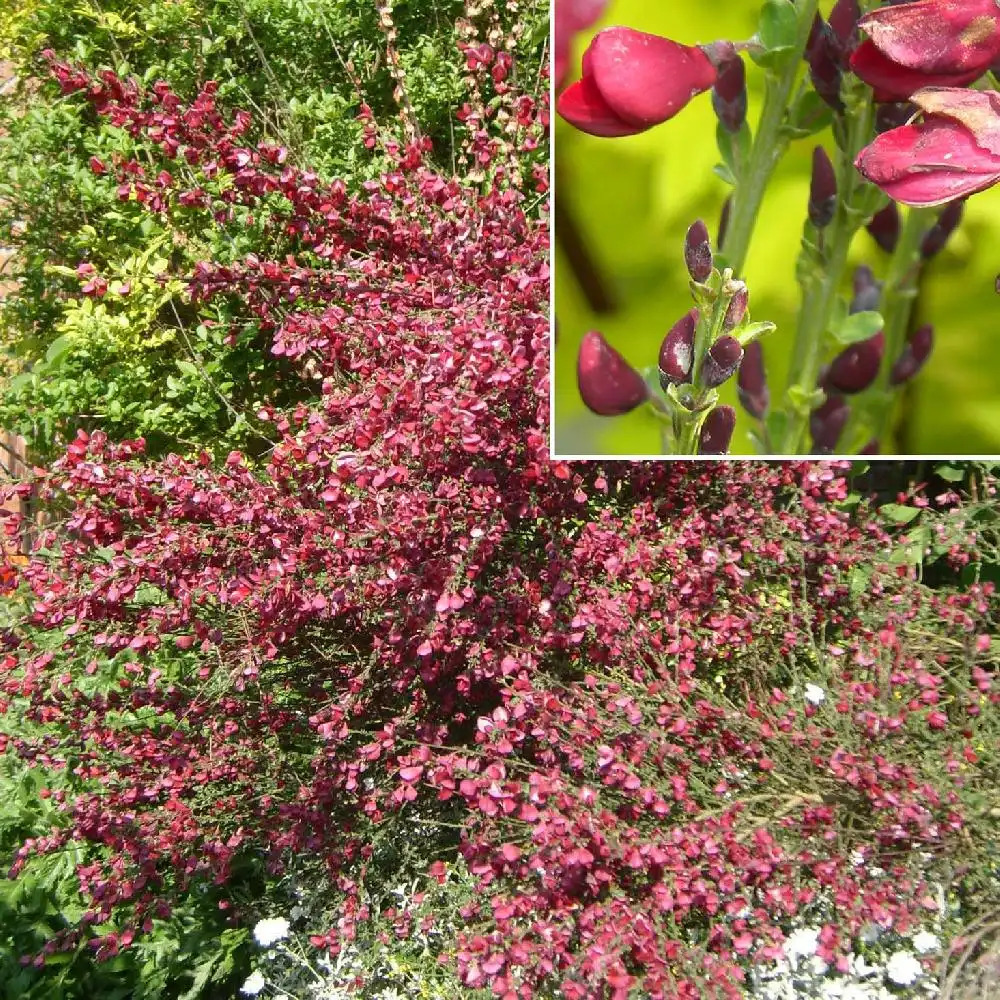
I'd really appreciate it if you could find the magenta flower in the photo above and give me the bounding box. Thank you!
[557,27,717,137]
[850,0,1000,101]
[855,87,1000,206]
[554,0,609,89]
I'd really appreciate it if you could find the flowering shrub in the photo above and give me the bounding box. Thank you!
[555,0,1000,455]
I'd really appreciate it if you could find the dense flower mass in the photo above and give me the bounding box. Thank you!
[3,27,1000,1000]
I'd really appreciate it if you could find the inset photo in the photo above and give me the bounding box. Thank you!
[553,0,1000,457]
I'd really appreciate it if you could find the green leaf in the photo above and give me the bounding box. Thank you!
[787,90,835,138]
[934,464,967,483]
[881,503,921,524]
[830,310,883,346]
[44,333,75,365]
[758,0,798,49]
[175,359,199,378]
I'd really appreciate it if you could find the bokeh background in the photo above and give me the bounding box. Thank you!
[553,0,1000,456]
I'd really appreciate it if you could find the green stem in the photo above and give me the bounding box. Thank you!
[779,96,877,454]
[868,205,931,443]
[720,0,820,276]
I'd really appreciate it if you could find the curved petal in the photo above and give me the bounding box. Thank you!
[850,40,983,101]
[855,117,1000,206]
[556,76,644,137]
[583,27,716,128]
[857,0,1000,74]
[911,86,1000,157]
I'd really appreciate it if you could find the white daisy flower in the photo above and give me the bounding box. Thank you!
[253,915,291,947]
[885,949,922,986]
[239,970,266,995]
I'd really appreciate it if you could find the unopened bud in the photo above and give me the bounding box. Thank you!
[808,146,837,229]
[867,203,900,253]
[850,264,882,313]
[889,324,933,385]
[827,0,860,63]
[701,335,744,389]
[737,340,769,418]
[860,439,880,455]
[699,405,736,455]
[806,15,843,112]
[810,394,850,454]
[826,331,884,394]
[712,56,747,133]
[659,309,698,388]
[577,330,649,416]
[920,200,964,259]
[723,284,748,331]
[685,220,713,282]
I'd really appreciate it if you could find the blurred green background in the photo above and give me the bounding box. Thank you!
[553,0,1000,456]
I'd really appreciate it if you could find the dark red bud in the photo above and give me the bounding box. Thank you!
[827,331,884,394]
[701,335,744,389]
[809,146,838,228]
[737,340,769,419]
[860,439,880,455]
[699,405,736,455]
[828,0,861,63]
[659,308,698,387]
[920,200,964,259]
[810,394,850,454]
[850,264,882,314]
[684,220,713,282]
[712,56,747,133]
[889,324,933,385]
[723,285,748,331]
[867,203,900,253]
[577,330,649,416]
[806,15,844,112]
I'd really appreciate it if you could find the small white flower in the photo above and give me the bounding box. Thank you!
[911,930,941,954]
[253,916,291,947]
[239,970,266,995]
[804,683,826,705]
[858,923,882,944]
[784,926,820,963]
[886,949,922,986]
[849,951,881,978]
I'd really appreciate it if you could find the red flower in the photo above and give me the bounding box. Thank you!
[554,0,609,89]
[851,0,1000,101]
[855,87,1000,206]
[557,27,717,137]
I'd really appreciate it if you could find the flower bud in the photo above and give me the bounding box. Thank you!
[826,331,884,394]
[850,264,882,314]
[577,330,649,415]
[711,55,747,133]
[827,0,860,64]
[658,308,697,387]
[684,220,713,282]
[920,199,964,259]
[889,323,933,385]
[806,14,844,112]
[700,335,744,389]
[699,405,736,455]
[867,202,900,252]
[810,394,850,454]
[723,284,748,331]
[860,439,880,455]
[808,146,838,228]
[736,340,769,419]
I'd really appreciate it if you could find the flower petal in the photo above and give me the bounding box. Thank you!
[556,76,644,137]
[849,40,982,101]
[583,27,716,128]
[910,86,1000,157]
[855,117,1000,206]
